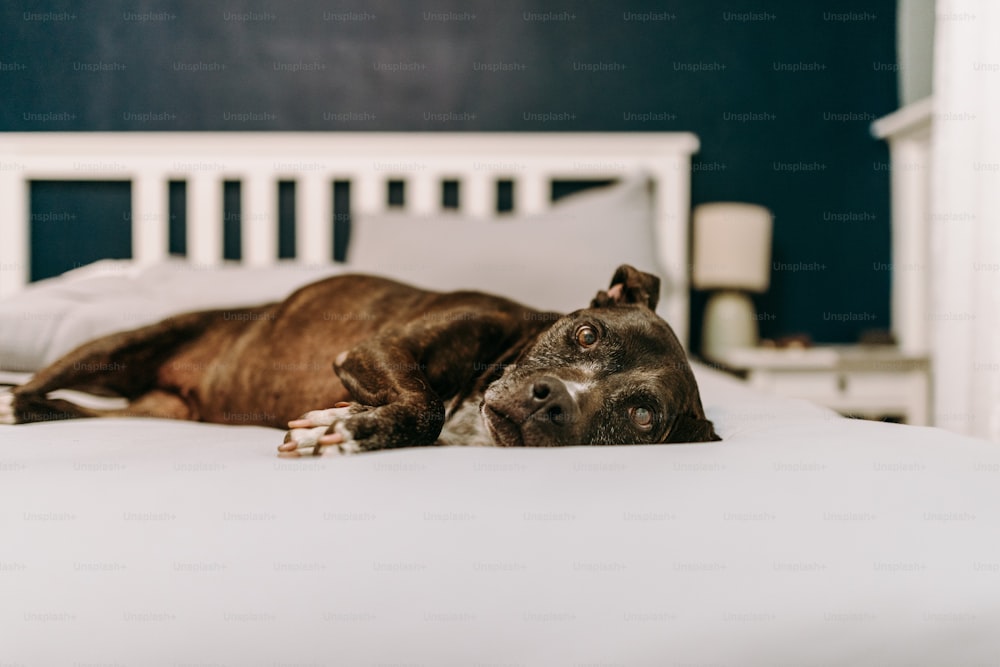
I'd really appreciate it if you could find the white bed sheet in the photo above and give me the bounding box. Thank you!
[2,364,999,666]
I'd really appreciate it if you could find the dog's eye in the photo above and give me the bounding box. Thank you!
[575,325,598,348]
[629,406,654,430]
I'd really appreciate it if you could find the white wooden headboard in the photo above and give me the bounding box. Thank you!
[0,132,699,343]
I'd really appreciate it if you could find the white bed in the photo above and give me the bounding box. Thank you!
[1,133,999,665]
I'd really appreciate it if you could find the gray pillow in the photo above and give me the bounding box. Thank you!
[346,174,660,313]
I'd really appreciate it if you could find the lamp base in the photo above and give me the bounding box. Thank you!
[702,290,759,362]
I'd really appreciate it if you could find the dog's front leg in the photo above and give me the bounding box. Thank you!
[278,341,446,457]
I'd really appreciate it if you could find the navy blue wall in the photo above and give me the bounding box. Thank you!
[2,0,898,349]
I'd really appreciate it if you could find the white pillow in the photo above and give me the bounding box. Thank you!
[347,174,660,313]
[0,260,344,372]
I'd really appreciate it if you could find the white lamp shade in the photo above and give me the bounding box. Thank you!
[692,202,773,292]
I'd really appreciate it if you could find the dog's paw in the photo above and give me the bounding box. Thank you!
[277,403,364,457]
[0,389,16,425]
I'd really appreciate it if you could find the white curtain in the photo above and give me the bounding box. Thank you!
[930,0,1000,441]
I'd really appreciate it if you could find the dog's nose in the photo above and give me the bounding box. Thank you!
[528,376,578,427]
[531,379,552,401]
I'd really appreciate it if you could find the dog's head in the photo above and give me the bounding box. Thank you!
[482,264,720,447]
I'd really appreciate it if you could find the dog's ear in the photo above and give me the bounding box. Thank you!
[665,414,721,443]
[590,264,660,311]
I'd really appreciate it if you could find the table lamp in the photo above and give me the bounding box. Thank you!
[692,202,773,361]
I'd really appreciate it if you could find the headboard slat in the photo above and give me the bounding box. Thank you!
[461,173,493,218]
[132,172,169,265]
[187,174,224,267]
[407,172,438,215]
[353,173,382,216]
[242,172,279,266]
[296,173,333,265]
[651,154,694,347]
[0,174,29,293]
[514,172,549,216]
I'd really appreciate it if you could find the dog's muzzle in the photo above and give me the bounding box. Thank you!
[483,375,584,447]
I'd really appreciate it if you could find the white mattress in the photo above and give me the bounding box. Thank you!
[2,363,999,665]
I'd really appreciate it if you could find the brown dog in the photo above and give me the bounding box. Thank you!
[2,264,719,453]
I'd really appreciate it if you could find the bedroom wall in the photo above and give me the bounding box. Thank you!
[1,0,899,350]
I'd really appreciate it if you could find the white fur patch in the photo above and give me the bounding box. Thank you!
[286,425,330,450]
[323,421,360,456]
[324,430,362,456]
[437,399,495,447]
[285,405,359,455]
[0,389,15,425]
[301,407,350,426]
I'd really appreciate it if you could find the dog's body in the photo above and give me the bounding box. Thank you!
[2,265,719,452]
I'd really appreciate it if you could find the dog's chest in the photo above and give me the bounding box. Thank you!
[437,397,494,447]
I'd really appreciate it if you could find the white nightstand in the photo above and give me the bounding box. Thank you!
[712,346,931,426]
